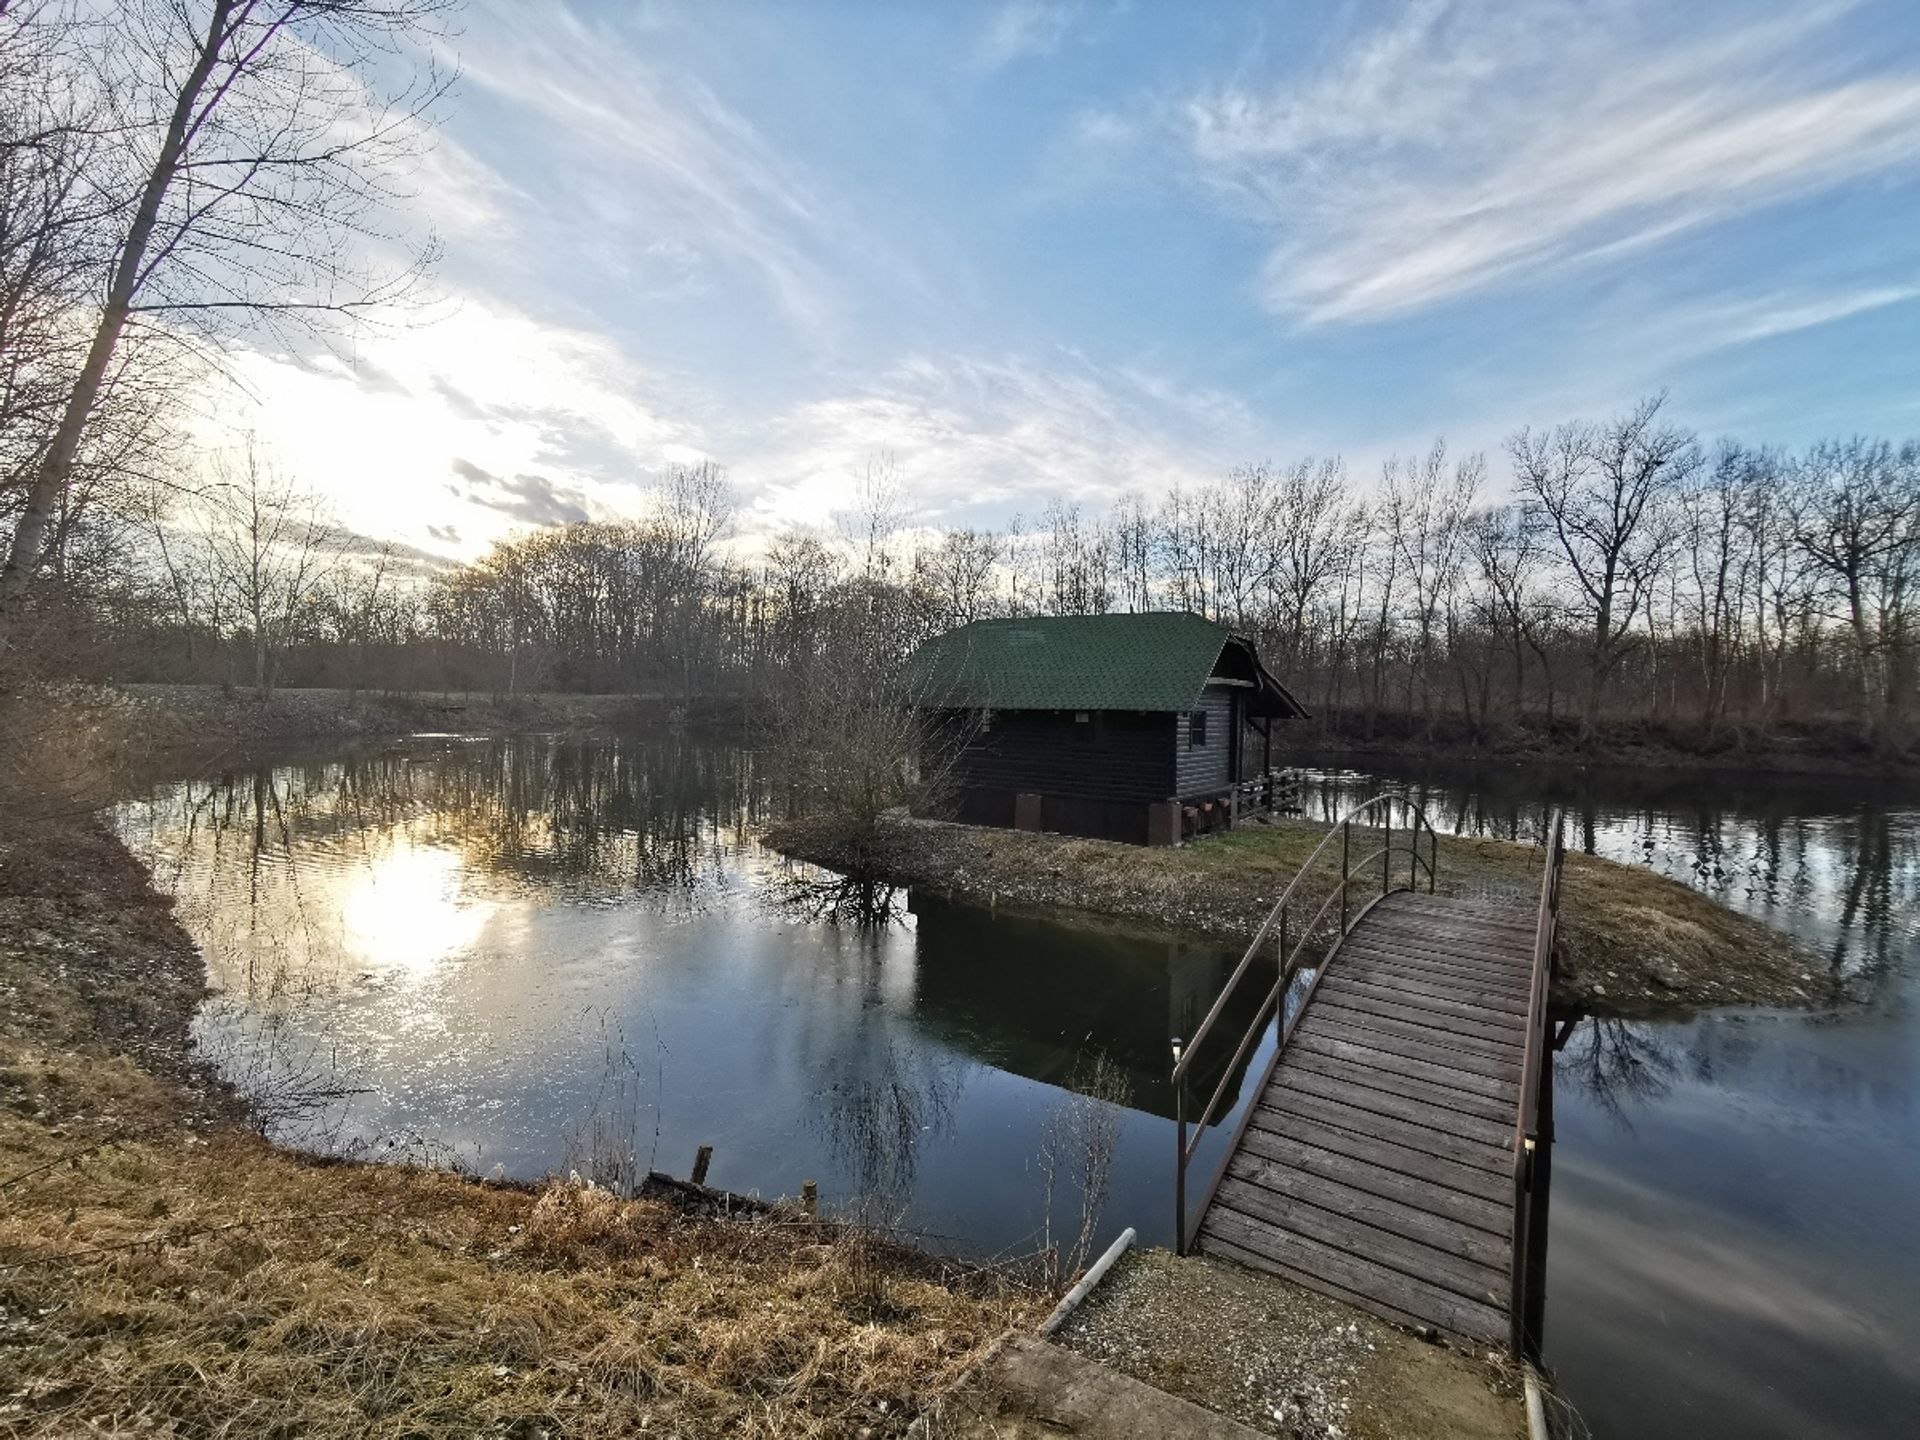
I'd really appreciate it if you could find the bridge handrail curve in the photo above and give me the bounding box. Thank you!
[1171,791,1442,1253]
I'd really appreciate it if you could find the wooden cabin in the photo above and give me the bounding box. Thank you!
[902,611,1307,846]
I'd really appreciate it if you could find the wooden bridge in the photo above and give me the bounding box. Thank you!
[1171,798,1564,1360]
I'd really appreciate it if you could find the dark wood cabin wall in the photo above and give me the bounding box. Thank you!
[1174,685,1239,799]
[943,709,1176,803]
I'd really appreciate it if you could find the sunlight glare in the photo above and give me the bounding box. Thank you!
[340,842,494,977]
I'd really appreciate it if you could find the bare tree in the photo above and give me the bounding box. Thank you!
[1678,443,1763,732]
[1793,438,1920,733]
[0,0,453,635]
[1467,503,1559,722]
[195,440,342,698]
[915,527,998,631]
[1265,456,1352,683]
[1509,394,1697,729]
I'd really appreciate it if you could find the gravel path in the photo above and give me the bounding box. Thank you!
[1054,1249,1523,1440]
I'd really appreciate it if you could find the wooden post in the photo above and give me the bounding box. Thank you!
[691,1144,713,1187]
[801,1179,818,1217]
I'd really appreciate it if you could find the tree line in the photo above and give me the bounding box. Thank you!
[60,394,1914,753]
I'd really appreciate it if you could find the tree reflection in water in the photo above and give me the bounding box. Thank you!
[813,1038,961,1219]
[771,869,909,927]
[1558,1016,1676,1127]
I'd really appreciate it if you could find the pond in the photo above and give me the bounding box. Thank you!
[115,737,1919,1439]
[114,735,1256,1263]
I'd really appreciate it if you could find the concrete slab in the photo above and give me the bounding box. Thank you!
[948,1334,1266,1438]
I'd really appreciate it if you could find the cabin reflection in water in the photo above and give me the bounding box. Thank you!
[906,892,1263,1123]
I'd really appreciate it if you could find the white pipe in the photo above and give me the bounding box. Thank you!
[1038,1227,1136,1336]
[1524,1369,1549,1440]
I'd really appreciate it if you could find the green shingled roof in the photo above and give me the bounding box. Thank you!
[901,611,1303,714]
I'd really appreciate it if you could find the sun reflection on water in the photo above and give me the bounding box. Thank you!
[339,839,494,978]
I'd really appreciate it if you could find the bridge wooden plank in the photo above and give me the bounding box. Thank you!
[1333,959,1533,1016]
[1382,895,1534,929]
[1310,995,1524,1058]
[1272,1060,1516,1150]
[1347,956,1531,990]
[1233,1125,1511,1233]
[1278,1049,1516,1127]
[1307,1013,1524,1082]
[1254,1091,1512,1182]
[1359,925,1536,960]
[1346,924,1534,966]
[1354,930,1535,967]
[1211,1175,1508,1300]
[1364,902,1534,933]
[1201,1210,1508,1342]
[1290,1031,1521,1102]
[1217,1163,1511,1273]
[1316,974,1529,1035]
[1332,936,1532,975]
[1311,984,1526,1049]
[1338,935,1535,975]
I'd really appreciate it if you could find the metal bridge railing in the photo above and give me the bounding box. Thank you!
[1510,806,1565,1362]
[1170,792,1441,1255]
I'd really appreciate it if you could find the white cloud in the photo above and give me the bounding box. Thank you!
[734,353,1263,535]
[975,2,1087,71]
[1657,283,1920,355]
[453,1,920,337]
[1184,1,1920,324]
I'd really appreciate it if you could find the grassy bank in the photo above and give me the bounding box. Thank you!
[0,817,1033,1437]
[771,813,1824,1017]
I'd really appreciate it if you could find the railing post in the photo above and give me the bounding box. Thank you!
[1339,820,1350,932]
[1279,906,1289,985]
[1382,807,1392,895]
[1429,825,1438,894]
[1524,1038,1555,1358]
[1172,1037,1186,1256]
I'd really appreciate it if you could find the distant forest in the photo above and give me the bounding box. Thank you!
[23,393,1920,751]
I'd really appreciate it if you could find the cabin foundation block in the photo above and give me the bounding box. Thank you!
[1014,792,1044,831]
[1147,800,1181,847]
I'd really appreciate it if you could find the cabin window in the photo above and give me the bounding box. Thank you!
[978,707,994,733]
[1188,708,1209,747]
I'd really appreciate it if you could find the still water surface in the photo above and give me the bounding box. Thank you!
[116,738,1919,1439]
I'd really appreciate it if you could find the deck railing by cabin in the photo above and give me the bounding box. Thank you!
[1510,807,1565,1362]
[1181,769,1300,840]
[1231,768,1299,819]
[1169,793,1440,1254]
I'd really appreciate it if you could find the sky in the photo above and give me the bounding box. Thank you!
[209,0,1920,563]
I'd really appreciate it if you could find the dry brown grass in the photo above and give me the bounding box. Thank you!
[0,813,1036,1438]
[0,1107,1031,1438]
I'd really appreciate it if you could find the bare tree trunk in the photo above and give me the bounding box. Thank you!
[0,1,235,634]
